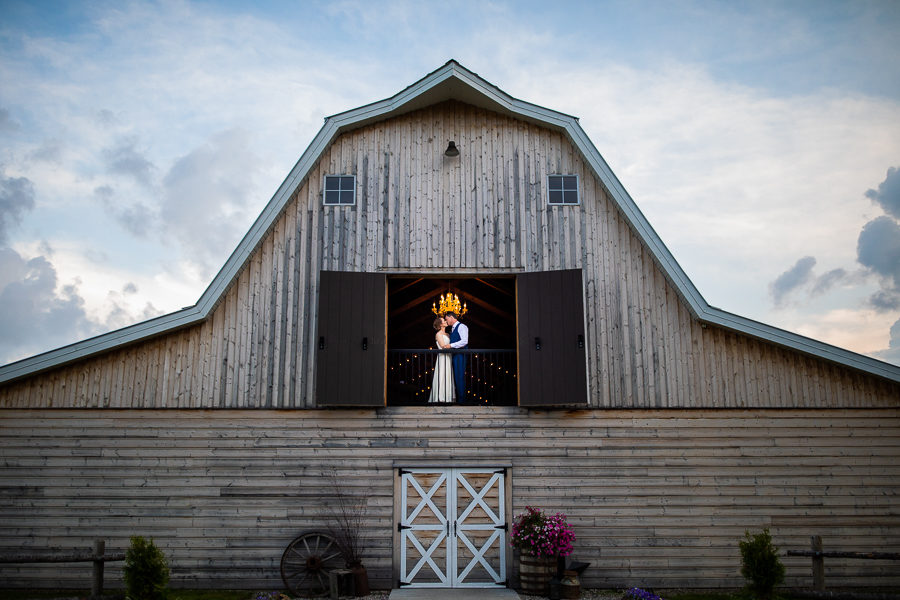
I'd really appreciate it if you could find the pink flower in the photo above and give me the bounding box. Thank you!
[509,506,576,558]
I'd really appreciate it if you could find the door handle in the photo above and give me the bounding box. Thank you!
[319,336,325,350]
[534,337,542,351]
[577,334,584,349]
[362,337,368,351]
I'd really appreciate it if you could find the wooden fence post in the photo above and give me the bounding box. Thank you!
[91,539,105,599]
[811,535,825,591]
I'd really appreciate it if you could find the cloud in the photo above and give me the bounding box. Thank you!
[770,259,864,308]
[0,250,101,364]
[793,306,896,356]
[0,167,162,365]
[0,108,21,134]
[0,243,169,365]
[810,267,850,296]
[770,256,816,306]
[869,290,900,312]
[857,215,900,293]
[160,128,261,276]
[102,285,162,331]
[0,174,36,244]
[856,168,900,330]
[2,1,899,369]
[28,139,64,164]
[103,136,157,187]
[865,166,900,220]
[94,109,118,127]
[872,318,900,365]
[94,185,156,237]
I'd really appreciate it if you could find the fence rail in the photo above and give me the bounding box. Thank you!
[387,348,517,405]
[0,539,124,598]
[787,535,900,591]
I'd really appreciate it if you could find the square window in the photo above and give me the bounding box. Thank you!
[324,175,356,205]
[548,175,579,205]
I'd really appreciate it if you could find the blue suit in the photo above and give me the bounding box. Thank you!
[449,323,468,404]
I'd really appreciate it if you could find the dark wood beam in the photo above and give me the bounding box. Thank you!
[389,278,425,296]
[464,292,508,318]
[389,281,446,317]
[475,277,514,297]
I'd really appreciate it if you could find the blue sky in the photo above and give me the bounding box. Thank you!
[1,0,899,367]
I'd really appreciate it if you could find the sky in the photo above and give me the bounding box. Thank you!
[1,0,899,368]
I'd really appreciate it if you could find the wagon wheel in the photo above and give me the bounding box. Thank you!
[280,531,344,598]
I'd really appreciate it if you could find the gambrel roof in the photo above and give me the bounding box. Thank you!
[1,60,898,385]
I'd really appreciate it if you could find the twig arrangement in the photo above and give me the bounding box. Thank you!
[324,468,369,568]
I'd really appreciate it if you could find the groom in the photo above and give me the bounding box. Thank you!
[443,312,469,405]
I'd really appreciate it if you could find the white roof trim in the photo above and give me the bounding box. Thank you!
[1,60,898,385]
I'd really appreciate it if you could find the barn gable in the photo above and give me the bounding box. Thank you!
[0,60,898,405]
[2,61,900,594]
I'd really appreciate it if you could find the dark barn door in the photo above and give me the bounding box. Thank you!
[316,271,386,407]
[516,269,588,407]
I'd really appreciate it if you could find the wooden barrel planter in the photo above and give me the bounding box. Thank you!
[519,554,556,595]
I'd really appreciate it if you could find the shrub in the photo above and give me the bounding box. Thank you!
[739,528,785,600]
[124,536,170,600]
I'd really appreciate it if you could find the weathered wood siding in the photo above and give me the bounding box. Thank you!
[1,408,898,589]
[1,101,899,409]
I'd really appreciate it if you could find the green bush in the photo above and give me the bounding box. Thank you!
[124,536,170,600]
[739,528,785,600]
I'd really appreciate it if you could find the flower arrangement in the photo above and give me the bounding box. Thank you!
[509,506,576,558]
[253,592,290,600]
[625,588,664,600]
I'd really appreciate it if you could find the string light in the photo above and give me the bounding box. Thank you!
[388,351,516,403]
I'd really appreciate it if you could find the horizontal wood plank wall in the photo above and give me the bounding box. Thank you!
[1,408,898,589]
[1,101,899,409]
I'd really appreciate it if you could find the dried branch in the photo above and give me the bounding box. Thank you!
[324,468,369,568]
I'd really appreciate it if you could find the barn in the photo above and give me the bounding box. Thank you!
[1,60,898,593]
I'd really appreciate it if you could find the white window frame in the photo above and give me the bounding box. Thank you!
[323,174,356,206]
[547,174,580,206]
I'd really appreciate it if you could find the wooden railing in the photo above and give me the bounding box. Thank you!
[0,539,124,598]
[387,349,517,405]
[787,535,900,591]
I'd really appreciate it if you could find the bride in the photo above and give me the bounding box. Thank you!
[428,316,455,403]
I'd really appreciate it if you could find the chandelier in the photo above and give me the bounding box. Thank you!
[432,292,467,317]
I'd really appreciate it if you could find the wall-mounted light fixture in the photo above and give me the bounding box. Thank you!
[444,141,459,157]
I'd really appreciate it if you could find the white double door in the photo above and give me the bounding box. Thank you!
[399,467,507,588]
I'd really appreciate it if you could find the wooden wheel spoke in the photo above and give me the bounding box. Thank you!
[283,554,306,567]
[282,566,305,578]
[281,532,341,598]
[314,570,327,591]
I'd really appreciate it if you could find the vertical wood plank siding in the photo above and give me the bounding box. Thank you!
[1,100,899,408]
[1,408,898,589]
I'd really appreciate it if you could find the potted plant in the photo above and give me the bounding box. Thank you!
[509,506,576,595]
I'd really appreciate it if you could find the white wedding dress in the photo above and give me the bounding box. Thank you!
[429,332,455,403]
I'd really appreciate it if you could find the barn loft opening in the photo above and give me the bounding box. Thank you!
[387,276,517,406]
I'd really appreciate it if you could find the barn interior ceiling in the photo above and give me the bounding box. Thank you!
[387,276,516,350]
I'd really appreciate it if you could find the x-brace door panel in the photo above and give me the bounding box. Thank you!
[399,468,506,588]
